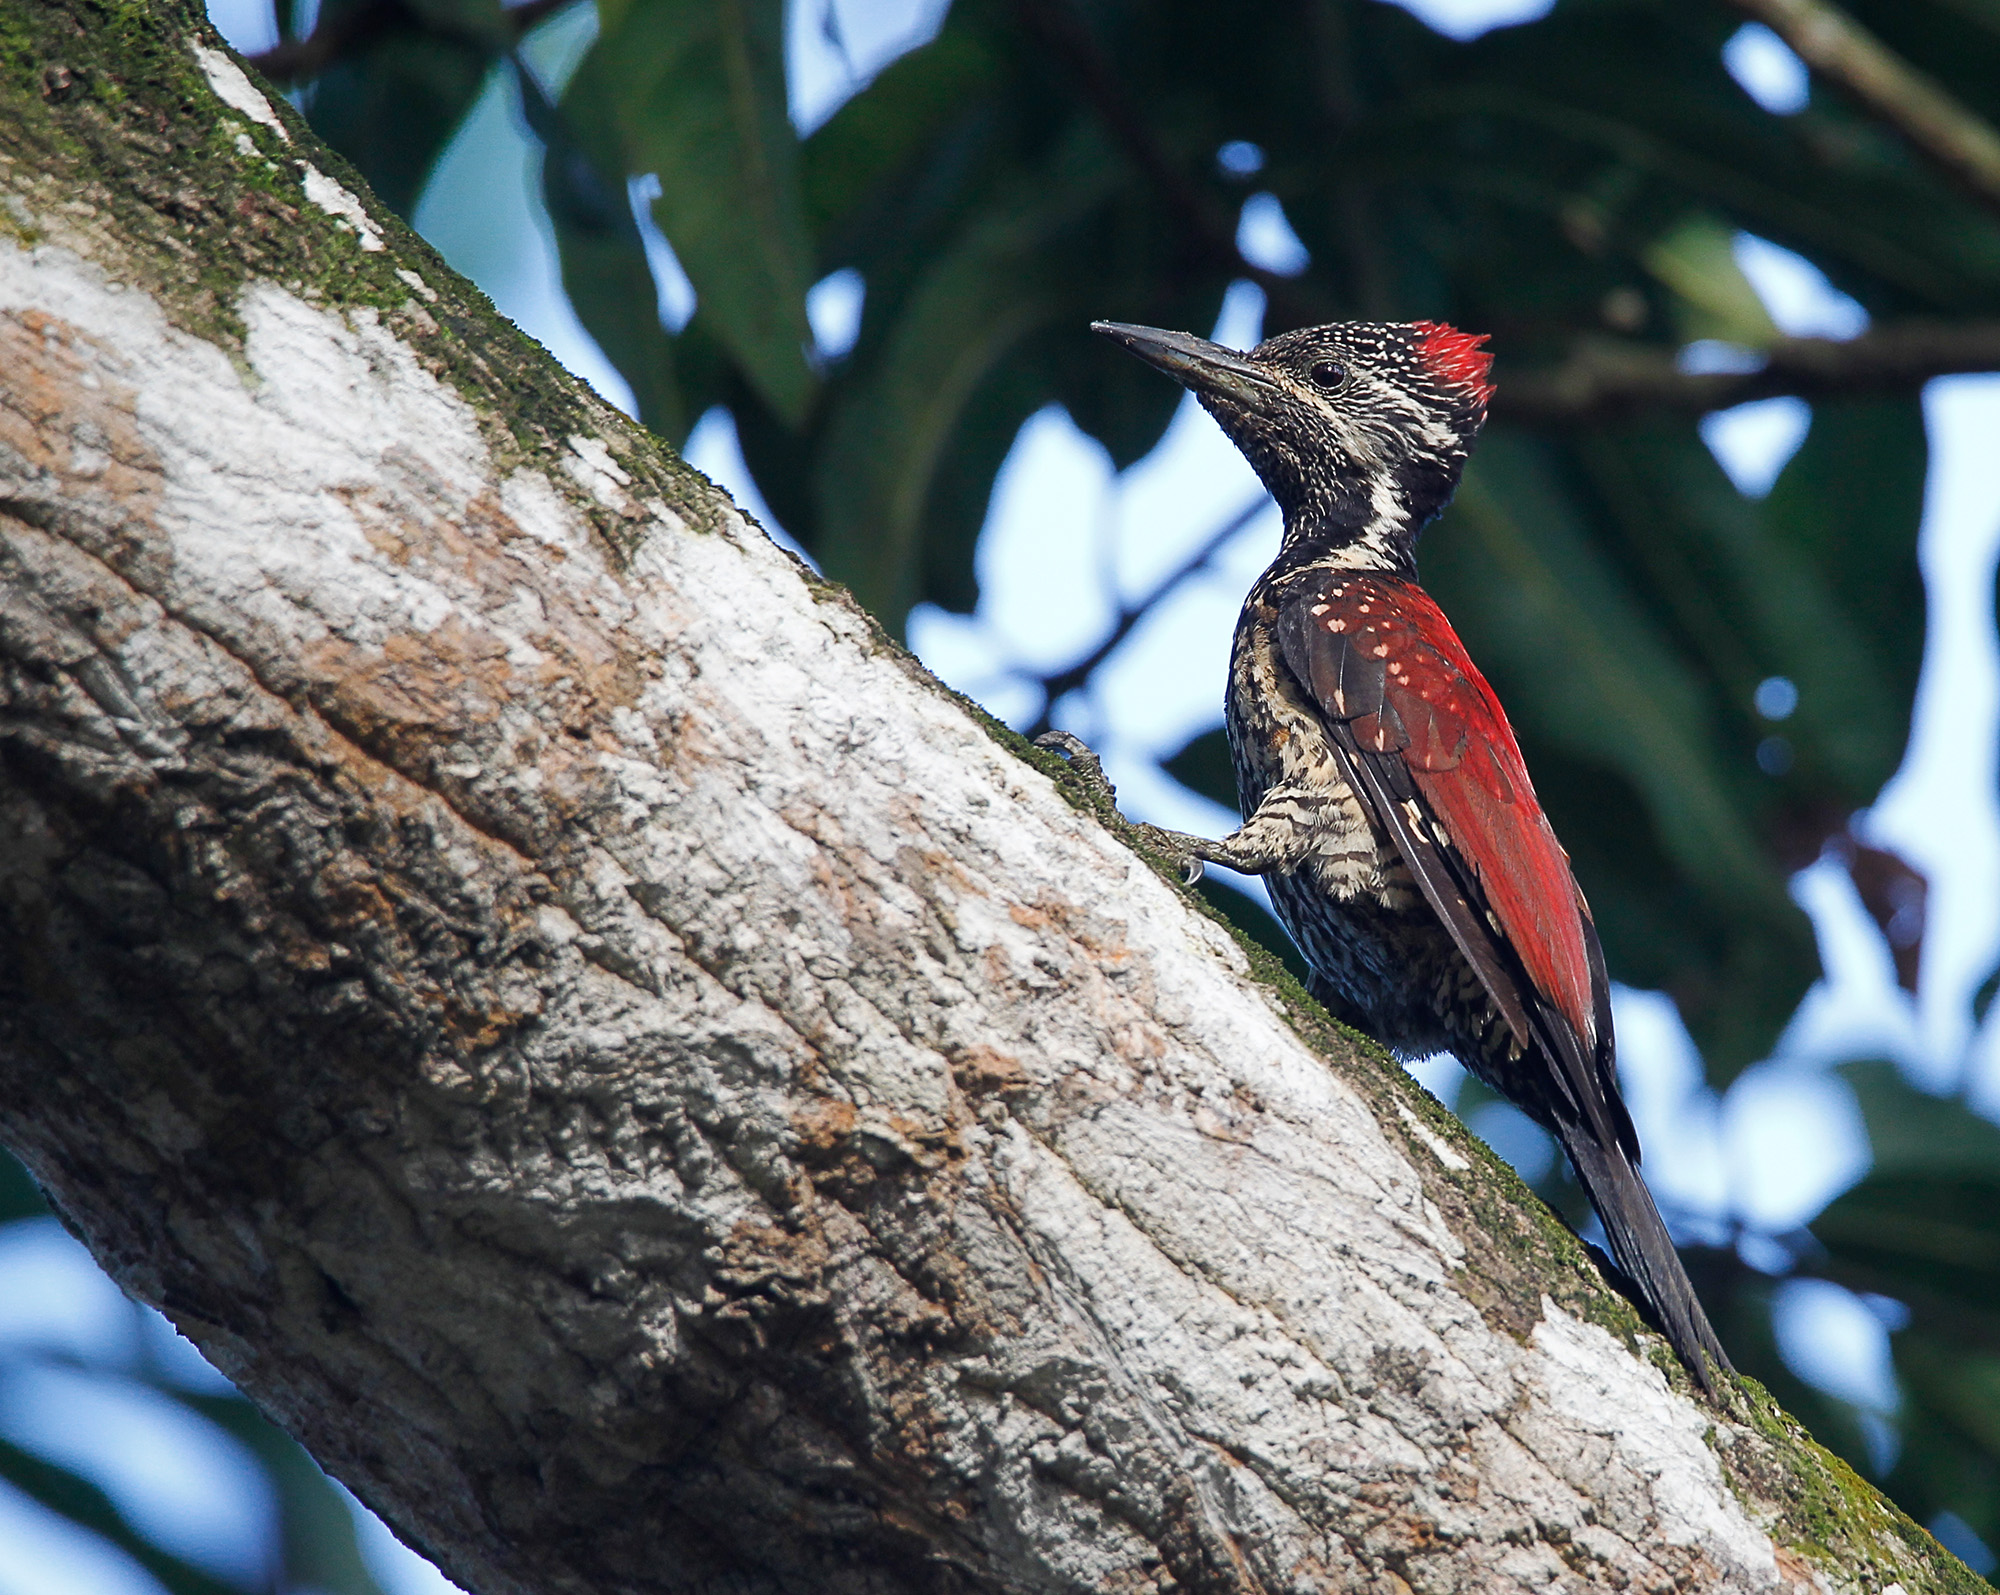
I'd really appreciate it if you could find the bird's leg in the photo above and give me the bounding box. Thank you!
[1035,731,1288,884]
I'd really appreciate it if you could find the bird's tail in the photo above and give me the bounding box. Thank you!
[1558,1126,1731,1398]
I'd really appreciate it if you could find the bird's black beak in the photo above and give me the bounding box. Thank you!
[1092,321,1279,409]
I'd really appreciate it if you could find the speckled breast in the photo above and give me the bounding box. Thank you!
[1221,580,1483,1060]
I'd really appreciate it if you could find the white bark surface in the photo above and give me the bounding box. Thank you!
[0,18,1971,1595]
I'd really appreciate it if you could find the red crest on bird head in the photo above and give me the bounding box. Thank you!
[1411,321,1495,408]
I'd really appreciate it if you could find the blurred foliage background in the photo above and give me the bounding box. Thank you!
[0,1157,405,1595]
[9,0,2000,1586]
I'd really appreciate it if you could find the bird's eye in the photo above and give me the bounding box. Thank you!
[1308,359,1348,392]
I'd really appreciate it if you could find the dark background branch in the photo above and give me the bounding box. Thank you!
[1025,493,1269,737]
[1493,319,2000,424]
[248,0,576,85]
[1729,0,2000,220]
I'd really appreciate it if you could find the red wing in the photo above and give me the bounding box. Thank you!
[1277,573,1631,1154]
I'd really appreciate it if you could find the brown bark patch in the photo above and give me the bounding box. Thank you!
[0,308,163,554]
[950,1044,1028,1102]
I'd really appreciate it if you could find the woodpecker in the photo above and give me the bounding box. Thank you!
[1047,316,1731,1395]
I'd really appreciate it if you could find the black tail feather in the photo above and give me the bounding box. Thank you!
[1559,1125,1732,1397]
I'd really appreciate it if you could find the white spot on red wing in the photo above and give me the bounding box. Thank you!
[1372,645,1390,658]
[1311,603,1331,617]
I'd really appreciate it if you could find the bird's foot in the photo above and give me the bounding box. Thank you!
[1136,825,1207,886]
[1034,730,1114,803]
[1034,732,1205,886]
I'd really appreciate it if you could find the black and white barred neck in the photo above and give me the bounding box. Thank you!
[1192,320,1493,575]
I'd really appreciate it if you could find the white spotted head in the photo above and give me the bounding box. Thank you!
[1092,318,1493,573]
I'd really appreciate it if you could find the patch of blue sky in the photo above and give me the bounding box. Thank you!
[1867,377,2000,1095]
[413,42,638,417]
[1384,0,1552,41]
[1700,235,1868,495]
[0,1479,168,1595]
[1725,23,1811,115]
[787,0,952,135]
[626,174,699,334]
[1701,397,1811,498]
[807,267,866,363]
[1236,195,1309,278]
[0,1361,276,1586]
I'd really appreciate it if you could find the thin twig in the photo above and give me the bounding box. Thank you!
[1492,320,2000,425]
[1006,0,1333,329]
[1729,0,2000,219]
[1026,493,1271,736]
[248,0,579,84]
[250,0,397,82]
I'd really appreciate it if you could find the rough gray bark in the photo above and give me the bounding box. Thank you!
[0,5,1980,1593]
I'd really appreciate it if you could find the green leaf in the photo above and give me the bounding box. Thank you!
[527,57,687,439]
[1578,422,1913,808]
[909,352,1054,615]
[792,0,1228,613]
[1642,213,1780,346]
[1841,1061,2000,1179]
[588,0,815,424]
[302,0,507,218]
[811,125,1124,622]
[1811,1064,2000,1334]
[0,1435,243,1595]
[1162,726,1235,811]
[1816,1174,2000,1332]
[1761,398,1930,783]
[1400,7,2000,315]
[1887,1335,2000,1550]
[801,24,1004,250]
[166,1389,393,1595]
[0,1147,47,1222]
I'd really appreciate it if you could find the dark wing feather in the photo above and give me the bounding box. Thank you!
[1278,573,1727,1382]
[1277,574,1625,1151]
[1278,607,1537,1051]
[1578,888,1639,1161]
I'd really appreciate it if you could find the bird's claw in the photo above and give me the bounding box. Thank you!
[1034,730,1115,803]
[1138,825,1206,887]
[1036,733,1206,886]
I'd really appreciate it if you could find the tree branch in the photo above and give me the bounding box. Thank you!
[1491,320,2000,424]
[1005,0,1334,328]
[1026,493,1269,737]
[1728,0,2000,219]
[0,7,1979,1593]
